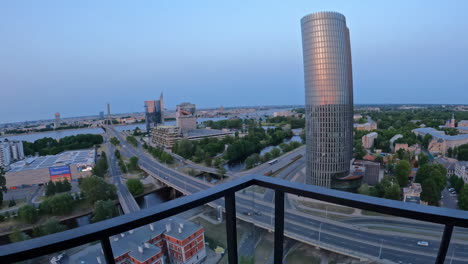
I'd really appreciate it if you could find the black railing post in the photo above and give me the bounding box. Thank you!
[274,190,285,264]
[435,224,454,264]
[100,238,116,264]
[225,192,238,264]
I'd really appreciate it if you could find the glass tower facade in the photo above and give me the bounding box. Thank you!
[301,12,354,188]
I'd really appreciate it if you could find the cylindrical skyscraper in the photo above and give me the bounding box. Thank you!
[301,12,354,188]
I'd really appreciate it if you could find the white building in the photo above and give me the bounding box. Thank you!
[0,143,12,168]
[455,161,468,184]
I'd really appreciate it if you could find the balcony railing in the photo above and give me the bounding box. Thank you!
[1,174,468,264]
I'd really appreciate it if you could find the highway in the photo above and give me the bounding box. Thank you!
[105,126,468,264]
[104,134,140,214]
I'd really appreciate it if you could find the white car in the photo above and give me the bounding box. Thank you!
[417,241,429,246]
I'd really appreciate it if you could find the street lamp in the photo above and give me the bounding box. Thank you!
[318,222,323,242]
[378,239,384,259]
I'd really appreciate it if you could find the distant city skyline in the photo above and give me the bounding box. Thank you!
[2,1,468,123]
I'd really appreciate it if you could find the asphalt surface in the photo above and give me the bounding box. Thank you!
[104,135,140,214]
[105,126,468,264]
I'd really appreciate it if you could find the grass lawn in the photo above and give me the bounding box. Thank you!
[254,233,274,263]
[284,245,321,264]
[299,200,355,215]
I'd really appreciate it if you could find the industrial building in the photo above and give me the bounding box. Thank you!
[301,12,354,188]
[5,149,95,188]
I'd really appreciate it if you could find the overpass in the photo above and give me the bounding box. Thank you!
[104,126,468,264]
[104,133,140,215]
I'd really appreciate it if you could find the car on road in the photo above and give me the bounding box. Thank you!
[243,212,253,216]
[448,188,455,192]
[417,241,429,246]
[254,211,262,216]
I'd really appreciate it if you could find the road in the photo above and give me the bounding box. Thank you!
[104,126,468,264]
[104,134,140,214]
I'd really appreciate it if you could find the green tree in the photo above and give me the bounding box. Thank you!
[449,174,465,193]
[417,153,429,167]
[270,147,281,158]
[9,199,16,207]
[93,152,109,177]
[126,136,138,147]
[126,179,144,196]
[9,228,30,243]
[422,134,433,149]
[45,180,56,196]
[240,256,254,264]
[421,179,441,206]
[80,176,117,204]
[39,193,75,215]
[128,156,139,171]
[383,184,401,200]
[458,184,468,210]
[33,218,67,237]
[110,137,120,146]
[18,204,38,224]
[92,200,118,222]
[0,167,6,208]
[395,160,411,187]
[357,184,370,196]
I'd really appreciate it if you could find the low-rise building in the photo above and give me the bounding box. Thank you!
[353,160,382,186]
[434,157,457,176]
[454,161,468,183]
[428,139,446,155]
[362,132,378,149]
[5,149,95,188]
[413,127,468,155]
[354,121,377,131]
[403,183,423,204]
[458,120,468,127]
[66,218,206,264]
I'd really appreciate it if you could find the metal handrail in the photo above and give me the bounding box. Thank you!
[1,174,467,264]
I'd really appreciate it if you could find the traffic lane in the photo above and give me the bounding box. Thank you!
[237,197,449,256]
[441,188,458,209]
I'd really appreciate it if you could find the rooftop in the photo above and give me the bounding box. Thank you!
[186,128,233,138]
[8,149,95,172]
[413,127,468,141]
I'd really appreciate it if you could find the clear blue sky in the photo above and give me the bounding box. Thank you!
[1,0,468,123]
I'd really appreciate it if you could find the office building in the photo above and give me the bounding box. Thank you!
[301,12,354,188]
[151,126,182,149]
[176,102,197,134]
[145,93,164,133]
[362,132,378,149]
[54,112,61,129]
